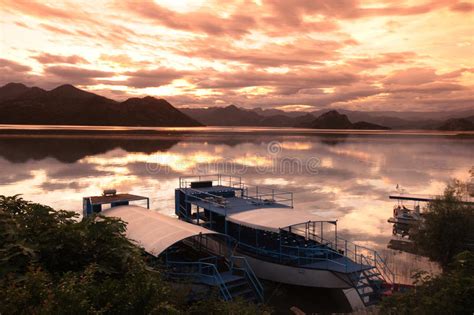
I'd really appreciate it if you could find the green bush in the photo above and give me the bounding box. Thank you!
[412,180,474,269]
[380,251,474,314]
[0,195,270,315]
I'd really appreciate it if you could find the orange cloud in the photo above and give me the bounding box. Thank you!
[0,0,472,112]
[34,53,89,65]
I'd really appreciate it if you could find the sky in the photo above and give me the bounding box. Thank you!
[0,0,473,112]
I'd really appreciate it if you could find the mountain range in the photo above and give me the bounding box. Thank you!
[0,83,201,127]
[182,105,474,130]
[1,82,473,130]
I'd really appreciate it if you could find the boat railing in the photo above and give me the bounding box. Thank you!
[242,184,294,208]
[332,237,394,284]
[183,187,231,209]
[237,242,349,271]
[280,244,349,269]
[374,251,396,284]
[166,260,233,301]
[199,255,219,265]
[182,233,231,259]
[287,223,395,283]
[182,235,264,301]
[179,174,294,208]
[179,174,244,190]
[229,255,264,302]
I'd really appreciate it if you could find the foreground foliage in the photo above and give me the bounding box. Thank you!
[380,251,474,314]
[0,195,270,314]
[381,179,474,314]
[412,180,474,269]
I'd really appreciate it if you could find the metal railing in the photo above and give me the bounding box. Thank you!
[236,242,349,272]
[165,260,233,301]
[181,235,264,302]
[242,185,294,208]
[183,187,229,209]
[281,222,395,283]
[228,256,264,302]
[179,174,244,190]
[179,174,294,209]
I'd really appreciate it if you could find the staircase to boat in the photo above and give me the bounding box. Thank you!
[285,222,395,307]
[164,236,264,303]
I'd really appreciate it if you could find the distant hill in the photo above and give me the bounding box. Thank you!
[183,106,391,130]
[0,83,44,102]
[0,83,202,127]
[351,121,391,130]
[299,110,391,130]
[305,110,353,129]
[182,105,316,127]
[437,117,474,131]
[243,107,474,130]
[182,105,262,126]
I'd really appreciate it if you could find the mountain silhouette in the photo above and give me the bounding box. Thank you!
[0,83,202,127]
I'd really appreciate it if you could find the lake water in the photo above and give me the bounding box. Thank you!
[1,126,473,283]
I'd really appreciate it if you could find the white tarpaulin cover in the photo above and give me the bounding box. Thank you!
[102,205,220,256]
[227,207,331,232]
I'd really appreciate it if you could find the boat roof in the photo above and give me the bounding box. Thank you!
[102,205,221,256]
[85,193,148,205]
[390,193,474,204]
[227,207,333,233]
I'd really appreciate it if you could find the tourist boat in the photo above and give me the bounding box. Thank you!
[175,174,395,308]
[387,193,437,237]
[82,191,264,303]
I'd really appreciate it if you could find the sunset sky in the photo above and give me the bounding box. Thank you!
[1,0,473,112]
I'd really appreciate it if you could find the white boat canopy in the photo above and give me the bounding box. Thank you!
[227,207,335,233]
[102,205,221,256]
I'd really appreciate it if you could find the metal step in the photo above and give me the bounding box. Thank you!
[359,291,378,298]
[364,300,379,307]
[226,280,249,291]
[356,283,372,290]
[365,273,381,279]
[231,287,254,298]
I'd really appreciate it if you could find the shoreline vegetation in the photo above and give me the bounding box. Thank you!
[381,178,474,314]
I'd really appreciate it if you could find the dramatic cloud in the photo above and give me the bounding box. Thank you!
[176,37,348,67]
[41,66,116,86]
[0,0,472,111]
[0,58,31,72]
[0,58,36,86]
[34,53,88,64]
[124,68,188,88]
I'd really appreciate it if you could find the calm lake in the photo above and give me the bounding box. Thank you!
[1,126,473,284]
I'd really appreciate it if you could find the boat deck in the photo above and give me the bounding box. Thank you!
[186,195,290,216]
[182,185,242,195]
[304,256,373,273]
